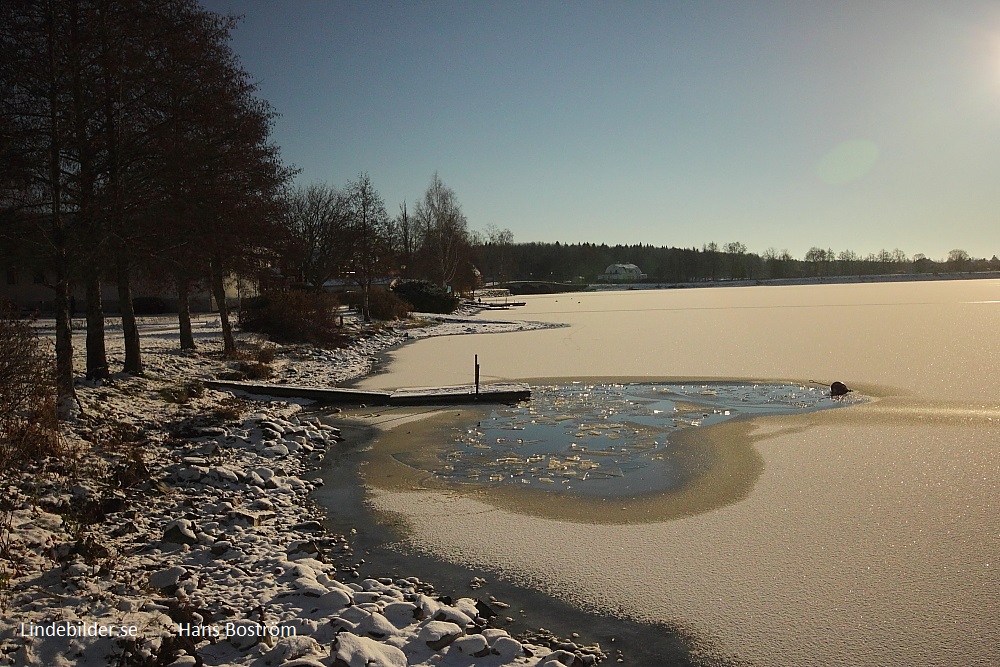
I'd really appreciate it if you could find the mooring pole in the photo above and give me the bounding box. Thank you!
[475,354,480,399]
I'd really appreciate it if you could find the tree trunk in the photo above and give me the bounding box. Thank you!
[85,272,109,379]
[177,275,195,350]
[211,262,235,355]
[54,271,77,417]
[117,253,142,374]
[46,26,76,416]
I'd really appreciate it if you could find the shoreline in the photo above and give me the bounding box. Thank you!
[0,311,604,667]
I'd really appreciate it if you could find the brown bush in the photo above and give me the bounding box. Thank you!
[0,309,61,467]
[237,361,274,380]
[367,287,411,321]
[238,291,347,347]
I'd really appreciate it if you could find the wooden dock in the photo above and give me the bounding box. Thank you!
[204,380,530,406]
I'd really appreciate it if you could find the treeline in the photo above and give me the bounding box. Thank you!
[482,242,1000,284]
[283,172,481,318]
[0,0,291,410]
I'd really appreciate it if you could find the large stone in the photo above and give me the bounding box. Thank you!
[537,649,587,667]
[162,519,198,545]
[355,612,397,639]
[491,636,526,660]
[451,633,490,657]
[262,636,321,665]
[332,632,406,667]
[418,620,464,650]
[148,566,187,590]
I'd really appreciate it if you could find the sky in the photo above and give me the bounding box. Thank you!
[199,0,1000,261]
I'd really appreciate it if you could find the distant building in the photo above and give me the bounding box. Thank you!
[599,263,647,282]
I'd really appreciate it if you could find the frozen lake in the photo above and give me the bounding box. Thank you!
[358,280,1000,666]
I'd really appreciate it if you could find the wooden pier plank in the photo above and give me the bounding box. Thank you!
[205,380,530,405]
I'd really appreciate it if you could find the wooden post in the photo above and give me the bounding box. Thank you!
[475,354,480,398]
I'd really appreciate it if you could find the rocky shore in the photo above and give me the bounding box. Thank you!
[0,311,596,667]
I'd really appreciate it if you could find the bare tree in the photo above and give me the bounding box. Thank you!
[287,183,349,290]
[392,201,415,278]
[343,173,390,321]
[414,173,470,287]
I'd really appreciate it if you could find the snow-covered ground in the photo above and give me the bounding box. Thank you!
[0,308,595,667]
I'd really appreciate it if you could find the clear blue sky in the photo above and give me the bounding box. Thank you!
[200,0,1000,260]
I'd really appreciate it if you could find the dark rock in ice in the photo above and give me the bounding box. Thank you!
[830,381,852,397]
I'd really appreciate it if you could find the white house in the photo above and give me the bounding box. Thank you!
[599,263,647,282]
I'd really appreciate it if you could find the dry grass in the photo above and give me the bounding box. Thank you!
[0,309,63,468]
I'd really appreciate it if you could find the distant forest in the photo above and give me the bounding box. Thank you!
[472,241,1000,285]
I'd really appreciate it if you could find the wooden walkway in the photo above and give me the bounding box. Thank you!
[204,380,530,406]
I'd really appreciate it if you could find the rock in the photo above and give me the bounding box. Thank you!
[355,611,397,639]
[287,540,319,556]
[262,636,321,665]
[294,577,329,597]
[831,381,852,397]
[332,632,406,667]
[262,444,289,457]
[291,520,323,531]
[475,598,497,620]
[209,466,240,484]
[492,636,526,659]
[230,508,274,526]
[252,466,275,481]
[418,620,464,650]
[162,519,198,545]
[538,649,587,667]
[319,588,353,609]
[226,619,265,650]
[176,466,206,482]
[148,566,187,590]
[433,605,473,629]
[452,633,490,657]
[165,656,198,667]
[210,540,233,556]
[381,601,418,627]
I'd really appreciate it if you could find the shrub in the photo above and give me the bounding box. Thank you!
[367,287,411,320]
[236,361,273,380]
[392,280,459,314]
[0,308,61,467]
[238,290,346,347]
[159,381,205,404]
[230,341,277,364]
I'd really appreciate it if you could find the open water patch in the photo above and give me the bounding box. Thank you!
[393,382,858,498]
